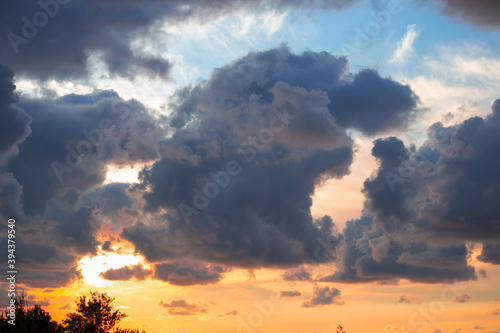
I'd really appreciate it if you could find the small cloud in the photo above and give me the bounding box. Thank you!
[389,24,421,64]
[159,299,208,316]
[477,269,487,278]
[301,285,344,308]
[225,310,238,316]
[491,308,500,315]
[280,291,301,298]
[454,293,472,303]
[452,329,462,333]
[396,295,416,304]
[102,241,113,252]
[472,325,487,330]
[384,325,403,331]
[100,265,152,281]
[432,329,442,333]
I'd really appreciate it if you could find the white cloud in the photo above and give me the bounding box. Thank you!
[389,24,421,64]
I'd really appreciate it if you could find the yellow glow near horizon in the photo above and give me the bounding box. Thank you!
[78,252,148,287]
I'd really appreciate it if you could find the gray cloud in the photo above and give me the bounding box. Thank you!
[422,0,500,29]
[153,261,228,286]
[159,299,208,316]
[478,243,500,265]
[0,0,364,80]
[0,65,31,165]
[320,214,477,283]
[301,285,344,307]
[6,90,164,216]
[123,47,418,269]
[100,265,152,281]
[364,100,500,248]
[282,267,312,281]
[453,293,471,303]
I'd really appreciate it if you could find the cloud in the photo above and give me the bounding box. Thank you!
[123,47,418,269]
[363,100,500,249]
[100,265,152,281]
[453,293,471,303]
[477,269,487,278]
[153,261,228,286]
[6,90,164,217]
[159,299,208,316]
[319,214,477,283]
[491,308,500,315]
[282,267,312,281]
[225,310,238,316]
[0,65,31,166]
[0,81,166,287]
[280,291,302,298]
[424,0,500,29]
[472,325,487,330]
[432,329,442,333]
[396,295,417,304]
[301,285,344,308]
[0,0,365,80]
[389,24,421,64]
[478,243,500,265]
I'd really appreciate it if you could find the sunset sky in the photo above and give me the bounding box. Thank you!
[1,1,500,332]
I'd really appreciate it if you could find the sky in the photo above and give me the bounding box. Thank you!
[0,0,500,332]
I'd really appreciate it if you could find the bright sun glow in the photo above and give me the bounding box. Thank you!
[78,253,147,287]
[104,164,143,184]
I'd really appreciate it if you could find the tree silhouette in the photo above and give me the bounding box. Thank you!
[63,291,127,333]
[336,325,346,333]
[0,293,64,332]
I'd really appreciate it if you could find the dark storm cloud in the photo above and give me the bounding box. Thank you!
[0,65,31,165]
[153,262,227,286]
[122,47,418,269]
[301,285,343,307]
[159,299,207,316]
[478,243,500,265]
[328,69,419,136]
[81,183,135,217]
[0,81,165,288]
[0,0,364,80]
[320,214,477,283]
[100,265,152,281]
[5,89,165,216]
[421,0,500,29]
[363,100,500,248]
[44,188,100,255]
[167,47,418,136]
